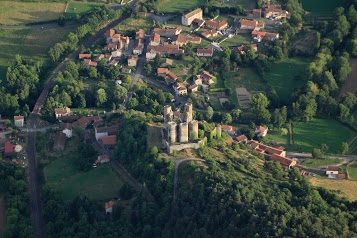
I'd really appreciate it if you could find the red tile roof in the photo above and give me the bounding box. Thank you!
[197,48,213,54]
[240,19,257,27]
[327,166,339,172]
[105,200,115,209]
[14,116,24,120]
[221,125,234,132]
[252,31,266,36]
[167,71,178,80]
[270,154,296,168]
[79,54,91,59]
[235,134,248,142]
[72,117,91,127]
[157,68,169,74]
[256,126,267,131]
[100,135,117,146]
[4,142,14,153]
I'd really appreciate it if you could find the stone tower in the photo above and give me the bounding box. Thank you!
[189,120,199,140]
[167,121,177,144]
[179,122,189,143]
[184,103,193,123]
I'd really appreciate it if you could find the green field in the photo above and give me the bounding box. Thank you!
[266,58,310,102]
[265,128,289,145]
[302,158,343,168]
[116,16,154,34]
[220,34,251,48]
[293,118,356,154]
[65,1,103,18]
[0,1,66,25]
[347,161,357,180]
[156,0,205,13]
[0,24,78,81]
[45,157,124,201]
[301,0,341,13]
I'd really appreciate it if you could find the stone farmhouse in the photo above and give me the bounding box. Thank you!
[14,115,24,127]
[153,27,182,37]
[182,8,203,26]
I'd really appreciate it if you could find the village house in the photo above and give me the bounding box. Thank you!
[188,84,198,93]
[232,44,258,55]
[153,27,182,37]
[192,18,205,28]
[172,34,202,47]
[14,115,24,127]
[248,140,286,156]
[264,32,279,41]
[157,67,169,77]
[146,45,184,59]
[326,166,339,179]
[72,117,91,128]
[122,67,132,74]
[182,8,203,26]
[166,71,178,84]
[269,154,296,169]
[84,59,98,68]
[111,50,122,58]
[202,29,218,38]
[255,126,268,137]
[205,20,228,31]
[4,142,15,158]
[263,4,290,19]
[133,38,143,55]
[221,125,235,135]
[174,82,188,96]
[128,55,138,67]
[100,135,117,149]
[62,123,72,138]
[95,126,119,141]
[240,19,258,30]
[105,200,115,214]
[95,154,110,165]
[235,134,248,144]
[195,71,216,85]
[55,107,71,119]
[252,9,262,18]
[78,54,91,59]
[197,48,214,57]
[96,54,105,62]
[53,131,66,151]
[149,33,161,46]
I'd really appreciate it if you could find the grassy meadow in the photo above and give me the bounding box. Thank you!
[0,1,66,25]
[65,1,103,18]
[45,157,124,201]
[293,118,356,154]
[156,0,205,13]
[310,177,357,201]
[266,58,310,103]
[347,161,357,180]
[302,158,343,168]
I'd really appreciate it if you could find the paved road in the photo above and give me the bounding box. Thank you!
[172,158,204,201]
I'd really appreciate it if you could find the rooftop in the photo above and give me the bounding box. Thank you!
[183,8,202,18]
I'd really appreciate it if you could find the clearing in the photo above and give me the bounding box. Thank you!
[156,0,205,13]
[65,1,103,18]
[115,16,154,35]
[266,58,311,102]
[0,24,78,81]
[292,118,356,154]
[347,161,357,180]
[302,158,343,168]
[0,1,66,25]
[338,58,357,100]
[291,32,318,56]
[147,123,163,149]
[220,33,252,48]
[310,177,357,201]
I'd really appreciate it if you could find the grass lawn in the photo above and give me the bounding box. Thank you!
[44,157,77,182]
[266,58,310,103]
[220,34,252,48]
[65,1,103,18]
[0,1,66,25]
[116,16,154,35]
[58,165,124,201]
[0,24,78,81]
[265,128,289,145]
[310,177,357,201]
[347,161,357,180]
[212,0,256,9]
[156,0,205,13]
[147,124,163,149]
[293,118,356,154]
[302,158,343,168]
[301,0,341,14]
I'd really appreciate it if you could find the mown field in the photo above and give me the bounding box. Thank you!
[301,0,341,13]
[220,34,251,48]
[293,118,356,154]
[310,177,357,201]
[0,24,78,81]
[347,161,357,180]
[65,1,103,18]
[116,16,154,35]
[266,58,310,103]
[156,0,205,13]
[0,1,66,25]
[45,157,124,201]
[302,158,343,168]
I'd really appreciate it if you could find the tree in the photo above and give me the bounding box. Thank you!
[340,142,349,155]
[231,109,242,122]
[312,148,323,158]
[96,88,107,107]
[206,106,214,121]
[221,113,232,124]
[89,67,98,78]
[113,84,128,105]
[321,144,329,154]
[252,93,271,122]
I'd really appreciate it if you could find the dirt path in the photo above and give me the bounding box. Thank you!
[172,158,205,202]
[0,196,5,238]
